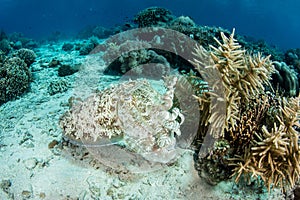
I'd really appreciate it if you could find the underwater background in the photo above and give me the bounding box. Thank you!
[1,0,300,200]
[1,0,300,49]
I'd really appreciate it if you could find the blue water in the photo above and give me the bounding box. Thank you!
[0,0,299,50]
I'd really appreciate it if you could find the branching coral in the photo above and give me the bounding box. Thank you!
[208,29,274,131]
[192,29,274,138]
[191,29,300,192]
[230,96,300,191]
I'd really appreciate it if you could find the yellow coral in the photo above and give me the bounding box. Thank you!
[230,95,300,192]
[192,29,274,138]
[192,29,300,192]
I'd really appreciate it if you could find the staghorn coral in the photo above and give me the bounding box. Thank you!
[192,29,274,138]
[230,95,300,191]
[191,29,300,192]
[60,76,184,164]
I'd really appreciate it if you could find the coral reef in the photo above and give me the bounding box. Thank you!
[167,15,197,37]
[48,79,69,95]
[8,32,38,49]
[192,30,300,192]
[0,46,36,105]
[229,95,300,191]
[62,43,74,51]
[0,50,5,64]
[13,48,36,66]
[236,35,284,62]
[285,48,300,71]
[192,29,274,139]
[133,7,174,28]
[79,37,99,55]
[272,61,299,96]
[284,49,300,90]
[0,30,7,41]
[77,25,114,39]
[104,47,170,76]
[60,77,184,164]
[99,28,197,76]
[0,57,31,105]
[0,39,11,55]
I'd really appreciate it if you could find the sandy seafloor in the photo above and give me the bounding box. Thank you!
[0,40,286,200]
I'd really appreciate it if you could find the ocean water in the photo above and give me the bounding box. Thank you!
[0,1,300,200]
[1,0,300,49]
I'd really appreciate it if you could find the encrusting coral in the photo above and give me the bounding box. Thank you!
[191,29,300,192]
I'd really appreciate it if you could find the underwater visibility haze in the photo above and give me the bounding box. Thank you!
[1,0,300,49]
[0,0,300,199]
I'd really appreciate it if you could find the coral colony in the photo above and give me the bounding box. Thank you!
[192,30,300,191]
